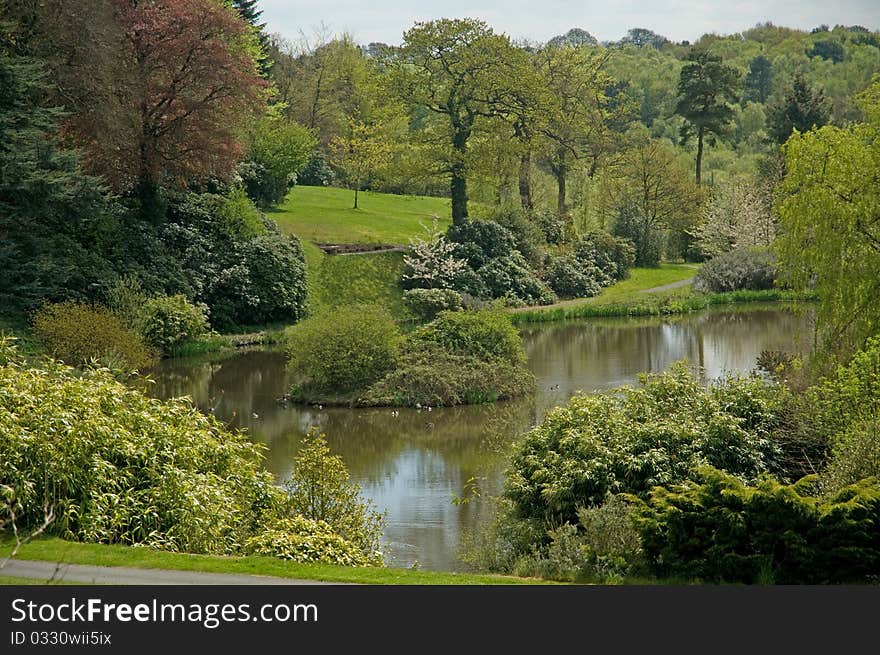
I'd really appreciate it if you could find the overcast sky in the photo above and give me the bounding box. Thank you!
[259,0,880,46]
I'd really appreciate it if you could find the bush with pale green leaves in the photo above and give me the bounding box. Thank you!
[285,306,401,397]
[243,517,377,566]
[136,294,210,353]
[403,288,463,321]
[0,340,384,566]
[504,364,785,527]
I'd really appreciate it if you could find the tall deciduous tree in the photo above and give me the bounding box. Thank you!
[600,139,703,266]
[766,72,830,144]
[394,18,534,224]
[112,0,268,214]
[536,45,618,214]
[674,50,740,185]
[775,78,880,356]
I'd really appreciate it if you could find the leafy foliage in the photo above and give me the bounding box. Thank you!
[775,79,880,354]
[402,221,467,290]
[573,232,636,282]
[31,302,155,370]
[693,248,777,293]
[363,310,534,407]
[361,343,534,407]
[633,467,880,583]
[243,517,377,567]
[161,193,308,330]
[135,294,210,353]
[512,496,643,582]
[766,73,830,144]
[504,365,784,526]
[285,306,401,396]
[402,288,463,322]
[442,218,555,305]
[240,114,316,208]
[0,340,279,553]
[546,255,604,298]
[410,310,526,366]
[281,430,385,565]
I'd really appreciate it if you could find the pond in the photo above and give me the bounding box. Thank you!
[149,304,813,572]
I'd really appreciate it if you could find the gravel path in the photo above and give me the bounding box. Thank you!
[638,277,695,293]
[0,559,343,585]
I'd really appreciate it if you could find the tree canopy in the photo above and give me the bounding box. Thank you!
[775,77,880,356]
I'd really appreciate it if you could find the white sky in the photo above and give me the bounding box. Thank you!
[259,0,880,46]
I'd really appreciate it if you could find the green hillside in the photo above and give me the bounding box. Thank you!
[272,185,452,245]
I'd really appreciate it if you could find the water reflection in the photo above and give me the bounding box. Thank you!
[149,304,813,571]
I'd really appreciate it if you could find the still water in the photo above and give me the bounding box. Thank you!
[150,304,813,571]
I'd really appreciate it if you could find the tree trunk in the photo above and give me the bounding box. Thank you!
[518,150,533,212]
[695,126,704,186]
[450,121,471,225]
[353,184,358,209]
[555,151,568,214]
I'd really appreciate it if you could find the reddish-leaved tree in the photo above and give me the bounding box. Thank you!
[111,0,268,203]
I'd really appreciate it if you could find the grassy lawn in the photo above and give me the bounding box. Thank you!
[587,264,698,305]
[302,240,408,319]
[0,538,552,585]
[509,263,815,324]
[271,186,451,245]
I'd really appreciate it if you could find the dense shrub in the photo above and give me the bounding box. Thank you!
[476,253,556,306]
[401,224,467,291]
[442,218,555,306]
[32,301,155,370]
[612,205,663,267]
[512,495,643,582]
[533,209,569,246]
[215,186,265,238]
[820,419,880,494]
[239,116,316,208]
[280,431,384,564]
[403,288,463,321]
[693,248,777,293]
[574,232,636,281]
[504,365,785,526]
[547,255,605,298]
[634,467,880,583]
[447,218,517,268]
[236,222,308,325]
[243,517,376,566]
[107,276,149,328]
[0,340,280,552]
[410,310,525,365]
[362,343,534,407]
[136,294,209,352]
[361,310,534,407]
[285,307,401,396]
[162,193,308,330]
[297,149,336,187]
[492,207,546,266]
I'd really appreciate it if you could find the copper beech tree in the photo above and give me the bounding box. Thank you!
[110,0,268,211]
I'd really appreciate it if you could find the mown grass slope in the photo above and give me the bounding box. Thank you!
[272,185,451,245]
[302,241,408,319]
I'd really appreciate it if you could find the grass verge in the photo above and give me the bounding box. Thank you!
[511,288,816,324]
[0,538,551,585]
[271,186,451,245]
